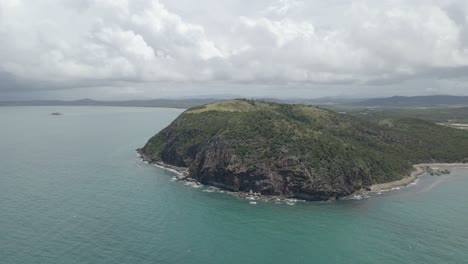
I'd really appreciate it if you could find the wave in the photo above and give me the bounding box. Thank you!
[184,181,202,188]
[351,193,371,200]
[152,163,184,176]
[408,178,419,186]
[202,186,221,193]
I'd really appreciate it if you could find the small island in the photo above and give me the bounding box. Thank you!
[139,99,468,201]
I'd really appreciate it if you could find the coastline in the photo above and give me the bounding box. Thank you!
[137,150,467,202]
[369,165,424,192]
[369,163,468,193]
[136,150,304,204]
[137,149,189,179]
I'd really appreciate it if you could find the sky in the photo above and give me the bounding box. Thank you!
[1,0,468,100]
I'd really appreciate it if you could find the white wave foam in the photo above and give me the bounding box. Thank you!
[284,198,303,205]
[270,198,305,205]
[151,163,184,176]
[202,186,221,193]
[351,193,370,200]
[409,178,419,186]
[184,181,202,188]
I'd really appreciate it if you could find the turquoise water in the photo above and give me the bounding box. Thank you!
[1,106,467,264]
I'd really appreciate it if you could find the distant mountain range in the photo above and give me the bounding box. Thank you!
[0,97,362,108]
[1,95,468,108]
[355,95,468,107]
[0,98,220,108]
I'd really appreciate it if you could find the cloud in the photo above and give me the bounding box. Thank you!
[262,0,303,16]
[221,1,468,84]
[1,0,468,98]
[0,0,223,85]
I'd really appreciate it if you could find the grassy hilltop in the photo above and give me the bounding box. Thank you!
[140,99,468,200]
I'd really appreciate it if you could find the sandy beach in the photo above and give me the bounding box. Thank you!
[369,163,468,192]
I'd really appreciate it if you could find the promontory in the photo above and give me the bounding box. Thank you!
[139,99,468,200]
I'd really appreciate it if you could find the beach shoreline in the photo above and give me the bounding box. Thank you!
[368,163,468,193]
[369,165,424,193]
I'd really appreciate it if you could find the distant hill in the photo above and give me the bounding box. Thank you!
[139,99,468,201]
[0,98,220,108]
[356,95,468,107]
[344,106,468,124]
[0,97,363,108]
[3,95,468,108]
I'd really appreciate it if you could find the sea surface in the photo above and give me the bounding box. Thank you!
[1,106,467,264]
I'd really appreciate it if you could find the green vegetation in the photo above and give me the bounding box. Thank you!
[324,105,468,131]
[342,106,468,124]
[186,99,262,113]
[353,95,468,107]
[141,99,468,199]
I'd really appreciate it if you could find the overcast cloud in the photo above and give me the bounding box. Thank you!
[1,0,468,100]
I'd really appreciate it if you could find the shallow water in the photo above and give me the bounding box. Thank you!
[1,106,467,264]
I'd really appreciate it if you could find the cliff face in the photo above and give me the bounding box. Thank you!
[140,99,468,200]
[186,137,362,200]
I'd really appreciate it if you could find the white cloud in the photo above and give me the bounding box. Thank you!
[349,3,468,68]
[223,1,468,84]
[1,0,468,98]
[0,0,223,84]
[263,0,303,16]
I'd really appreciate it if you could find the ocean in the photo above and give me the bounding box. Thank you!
[1,106,467,264]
